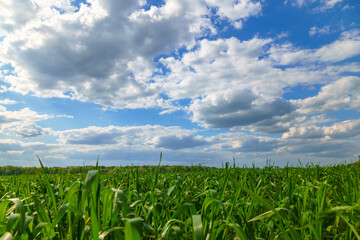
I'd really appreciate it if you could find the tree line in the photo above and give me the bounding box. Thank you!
[0,164,212,176]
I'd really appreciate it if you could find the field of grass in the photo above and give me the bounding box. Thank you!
[0,157,359,239]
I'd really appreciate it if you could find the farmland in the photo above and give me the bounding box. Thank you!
[0,158,359,239]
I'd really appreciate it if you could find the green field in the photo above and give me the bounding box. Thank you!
[0,158,359,239]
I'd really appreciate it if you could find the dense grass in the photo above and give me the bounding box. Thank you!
[0,159,359,239]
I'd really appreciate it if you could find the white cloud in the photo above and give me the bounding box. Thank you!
[159,37,275,100]
[5,123,53,138]
[269,30,360,65]
[282,119,360,139]
[160,34,360,103]
[285,138,358,158]
[207,131,281,154]
[204,0,262,28]
[0,107,51,130]
[0,105,72,134]
[6,150,25,154]
[1,0,358,122]
[188,89,295,129]
[1,0,359,167]
[0,98,17,105]
[309,25,331,36]
[0,139,23,153]
[295,76,360,114]
[206,127,360,161]
[0,0,214,109]
[153,134,209,150]
[157,35,360,132]
[0,0,265,110]
[57,125,210,150]
[317,0,344,11]
[0,123,359,166]
[289,0,344,11]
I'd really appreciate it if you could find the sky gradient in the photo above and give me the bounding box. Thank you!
[0,0,359,167]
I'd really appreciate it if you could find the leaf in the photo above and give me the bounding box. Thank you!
[125,218,143,240]
[8,199,25,234]
[37,155,58,215]
[248,209,277,222]
[0,232,13,240]
[99,227,124,239]
[50,204,69,229]
[192,215,204,240]
[0,201,11,223]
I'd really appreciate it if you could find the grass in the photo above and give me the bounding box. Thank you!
[0,157,359,239]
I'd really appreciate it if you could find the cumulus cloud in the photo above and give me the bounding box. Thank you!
[57,125,210,150]
[237,138,280,153]
[0,0,214,109]
[153,134,209,150]
[1,0,358,120]
[269,30,360,65]
[286,139,357,158]
[158,36,358,132]
[0,105,72,135]
[203,131,279,154]
[204,0,262,29]
[0,0,359,167]
[188,90,295,128]
[0,98,17,105]
[0,0,74,35]
[160,33,360,100]
[282,119,360,139]
[0,139,24,153]
[0,107,52,130]
[295,76,360,114]
[209,128,360,160]
[5,123,53,138]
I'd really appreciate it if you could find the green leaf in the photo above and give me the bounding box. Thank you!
[31,222,48,239]
[99,227,124,239]
[125,218,143,240]
[8,199,25,234]
[0,232,13,240]
[192,215,204,240]
[37,155,58,215]
[50,204,69,229]
[161,219,185,239]
[0,201,11,223]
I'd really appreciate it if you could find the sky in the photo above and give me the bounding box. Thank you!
[0,0,359,167]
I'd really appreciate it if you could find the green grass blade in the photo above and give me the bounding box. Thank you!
[6,214,20,233]
[31,222,48,239]
[99,227,124,239]
[8,199,25,234]
[239,184,301,240]
[89,170,100,240]
[32,197,51,223]
[125,218,143,240]
[96,154,99,170]
[37,155,58,215]
[152,152,162,192]
[0,232,13,240]
[50,204,69,229]
[339,214,360,240]
[192,215,204,240]
[0,200,11,223]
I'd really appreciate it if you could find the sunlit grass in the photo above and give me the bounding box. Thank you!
[0,156,359,239]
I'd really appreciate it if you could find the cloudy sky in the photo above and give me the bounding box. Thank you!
[0,0,359,167]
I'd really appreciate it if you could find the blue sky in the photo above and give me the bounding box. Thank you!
[0,0,360,167]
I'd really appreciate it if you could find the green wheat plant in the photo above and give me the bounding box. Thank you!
[0,156,359,239]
